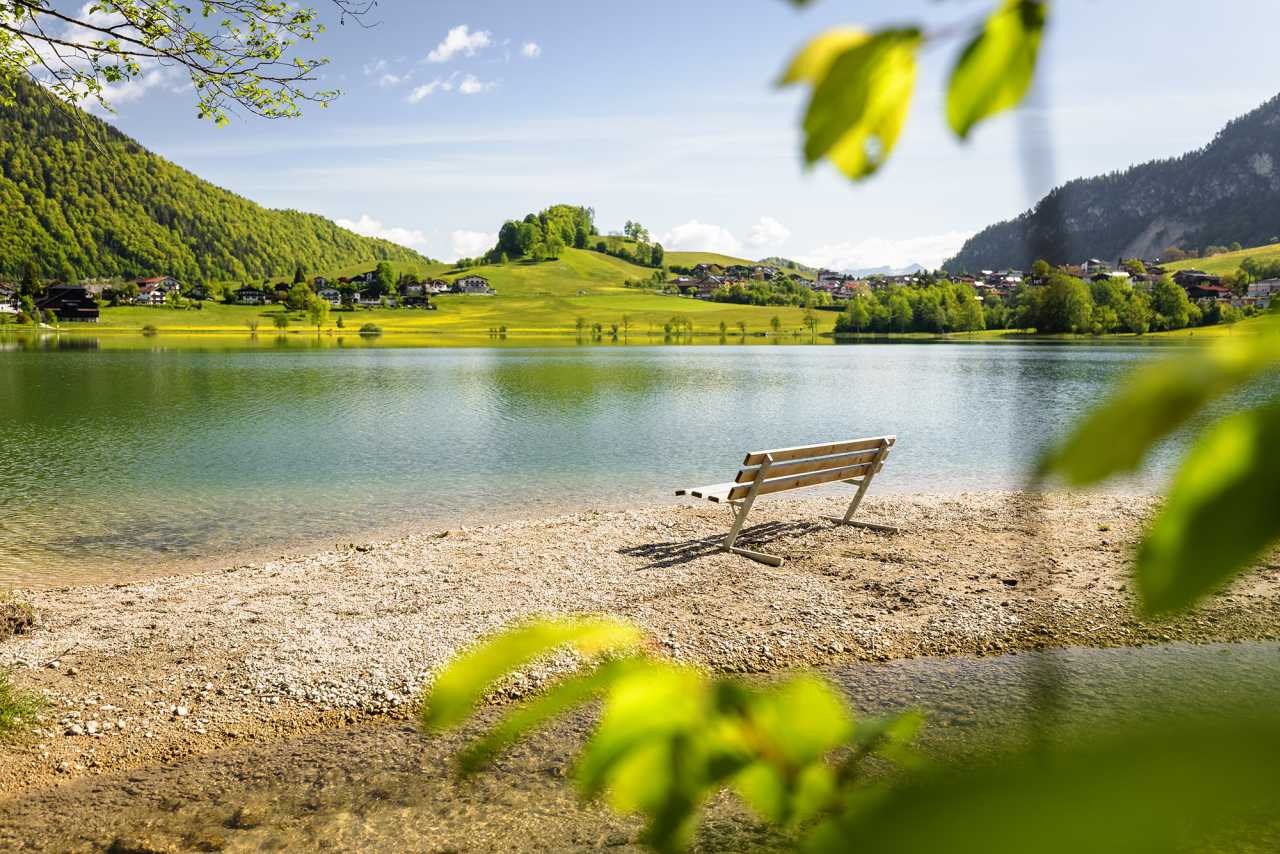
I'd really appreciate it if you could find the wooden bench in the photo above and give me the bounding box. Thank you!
[676,436,898,567]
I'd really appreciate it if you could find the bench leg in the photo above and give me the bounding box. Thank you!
[722,454,782,565]
[729,546,784,567]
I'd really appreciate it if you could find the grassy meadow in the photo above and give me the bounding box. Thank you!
[1163,241,1280,275]
[62,249,836,340]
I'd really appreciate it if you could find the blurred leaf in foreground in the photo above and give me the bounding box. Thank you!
[947,0,1048,139]
[1040,327,1280,486]
[420,617,920,852]
[1139,402,1280,614]
[419,617,644,730]
[808,710,1280,854]
[782,28,922,180]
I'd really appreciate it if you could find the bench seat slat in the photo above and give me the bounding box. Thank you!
[675,482,738,503]
[742,436,894,467]
[734,448,886,483]
[726,461,884,501]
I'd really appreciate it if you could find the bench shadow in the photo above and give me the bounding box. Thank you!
[619,520,825,569]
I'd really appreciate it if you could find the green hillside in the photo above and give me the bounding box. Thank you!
[666,251,764,269]
[445,249,658,297]
[62,246,839,337]
[0,78,430,283]
[1163,242,1280,275]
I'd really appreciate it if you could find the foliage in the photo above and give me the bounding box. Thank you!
[0,78,428,284]
[834,281,987,334]
[818,710,1280,854]
[946,0,1047,139]
[710,278,831,308]
[0,670,42,740]
[780,1,1047,180]
[781,28,921,180]
[0,0,373,124]
[494,206,598,264]
[420,617,921,853]
[1042,323,1280,614]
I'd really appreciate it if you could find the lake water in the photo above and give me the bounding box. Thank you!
[0,338,1208,587]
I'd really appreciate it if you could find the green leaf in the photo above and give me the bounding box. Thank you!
[778,29,870,86]
[1138,402,1280,615]
[805,710,1280,854]
[575,664,710,798]
[790,28,922,180]
[455,657,646,777]
[419,617,644,730]
[1039,329,1280,486]
[747,676,853,766]
[851,710,926,769]
[946,0,1048,139]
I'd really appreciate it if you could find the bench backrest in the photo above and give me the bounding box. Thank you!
[726,436,895,502]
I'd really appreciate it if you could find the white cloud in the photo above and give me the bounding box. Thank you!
[659,221,742,254]
[363,58,388,76]
[407,76,455,102]
[427,25,492,63]
[458,74,496,95]
[746,216,791,249]
[521,42,542,59]
[378,72,407,88]
[450,230,496,259]
[796,231,973,272]
[335,214,429,250]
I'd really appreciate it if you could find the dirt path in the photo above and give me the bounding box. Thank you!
[2,492,1279,798]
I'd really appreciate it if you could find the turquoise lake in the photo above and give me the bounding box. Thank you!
[0,339,1208,587]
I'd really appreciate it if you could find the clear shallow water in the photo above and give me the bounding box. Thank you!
[0,340,1210,587]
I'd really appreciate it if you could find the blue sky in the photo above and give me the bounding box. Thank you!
[79,0,1280,267]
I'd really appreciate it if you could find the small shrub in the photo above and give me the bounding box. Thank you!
[0,594,35,640]
[0,671,43,739]
[141,324,158,336]
[359,323,382,336]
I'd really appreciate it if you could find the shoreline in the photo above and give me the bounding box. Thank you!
[2,491,1279,798]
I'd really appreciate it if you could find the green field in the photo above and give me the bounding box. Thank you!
[70,249,838,338]
[1163,242,1280,275]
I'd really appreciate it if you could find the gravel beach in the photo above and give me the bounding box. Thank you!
[3,491,1280,798]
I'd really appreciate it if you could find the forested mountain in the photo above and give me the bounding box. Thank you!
[946,92,1280,272]
[0,79,429,283]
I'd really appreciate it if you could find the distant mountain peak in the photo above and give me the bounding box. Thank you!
[945,92,1280,272]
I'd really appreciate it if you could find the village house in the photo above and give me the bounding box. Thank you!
[1172,269,1222,289]
[426,278,451,294]
[454,275,495,295]
[133,284,167,305]
[1185,283,1233,302]
[313,276,329,289]
[0,283,17,315]
[35,285,100,322]
[317,287,343,307]
[234,286,266,305]
[136,275,180,292]
[1246,278,1280,308]
[357,290,392,307]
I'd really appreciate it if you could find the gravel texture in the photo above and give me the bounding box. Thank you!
[2,491,1279,798]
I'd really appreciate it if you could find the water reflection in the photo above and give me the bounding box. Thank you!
[0,342,1245,587]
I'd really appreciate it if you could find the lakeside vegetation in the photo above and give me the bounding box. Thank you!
[834,265,1252,337]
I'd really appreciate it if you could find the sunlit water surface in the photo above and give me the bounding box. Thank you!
[0,339,1243,586]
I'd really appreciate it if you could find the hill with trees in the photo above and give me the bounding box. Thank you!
[0,78,430,284]
[946,92,1280,272]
